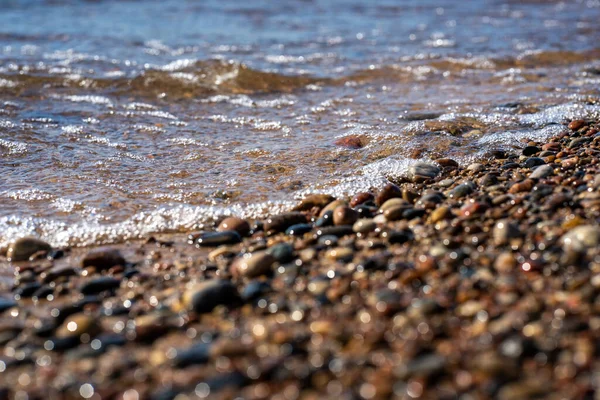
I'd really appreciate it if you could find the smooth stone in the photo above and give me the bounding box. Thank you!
[569,137,590,148]
[530,164,553,179]
[355,204,376,218]
[368,289,404,314]
[384,205,409,221]
[208,246,236,262]
[0,298,17,313]
[325,247,353,262]
[232,252,276,278]
[429,206,449,223]
[217,217,250,237]
[380,198,410,213]
[315,210,334,227]
[173,342,211,368]
[467,163,484,172]
[318,200,347,217]
[13,282,42,298]
[241,281,272,302]
[263,212,307,233]
[195,231,242,247]
[41,265,77,283]
[375,183,402,206]
[435,158,458,168]
[408,162,440,182]
[80,277,121,295]
[494,252,517,273]
[7,237,52,262]
[292,194,335,212]
[403,208,426,220]
[317,235,338,247]
[493,220,521,246]
[561,225,600,252]
[522,146,541,156]
[437,178,455,188]
[448,181,475,199]
[81,248,126,270]
[383,229,414,244]
[333,206,358,226]
[478,173,498,186]
[56,313,96,338]
[183,280,239,314]
[417,192,445,206]
[523,157,545,169]
[315,225,354,238]
[568,119,586,130]
[353,219,376,234]
[266,242,294,263]
[350,192,374,208]
[285,223,313,236]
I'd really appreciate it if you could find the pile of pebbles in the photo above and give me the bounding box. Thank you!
[1,119,600,399]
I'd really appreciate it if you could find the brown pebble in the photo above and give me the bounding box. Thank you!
[350,192,374,208]
[435,158,459,168]
[292,194,336,212]
[375,183,402,206]
[508,179,534,194]
[568,120,586,131]
[232,251,276,278]
[218,217,250,237]
[334,135,364,149]
[81,248,126,270]
[333,206,359,226]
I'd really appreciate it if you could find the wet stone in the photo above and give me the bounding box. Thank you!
[375,183,402,206]
[285,223,313,236]
[530,164,553,179]
[493,220,521,246]
[314,210,334,227]
[264,212,307,233]
[319,199,347,217]
[449,181,475,199]
[183,280,239,314]
[522,146,541,156]
[350,192,374,208]
[569,119,586,130]
[380,198,410,212]
[561,225,600,252]
[241,280,272,302]
[353,219,376,234]
[195,231,242,247]
[7,237,52,262]
[318,235,339,247]
[81,248,126,270]
[0,298,17,313]
[408,162,441,182]
[266,242,294,263]
[523,157,545,169]
[333,206,359,226]
[80,277,121,295]
[217,217,250,237]
[569,137,590,148]
[232,251,276,278]
[292,194,335,211]
[315,225,354,238]
[41,265,77,284]
[383,229,414,244]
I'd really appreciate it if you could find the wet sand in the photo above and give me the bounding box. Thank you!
[1,119,599,399]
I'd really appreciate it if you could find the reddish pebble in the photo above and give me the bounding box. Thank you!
[375,183,402,206]
[335,135,364,149]
[435,158,459,168]
[508,179,534,194]
[460,201,489,218]
[568,120,586,131]
[333,206,359,226]
[350,192,374,208]
[218,217,250,237]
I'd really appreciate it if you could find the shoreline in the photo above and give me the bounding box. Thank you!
[1,119,600,399]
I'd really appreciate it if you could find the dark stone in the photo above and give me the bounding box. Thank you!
[185,280,240,314]
[173,342,211,368]
[0,298,17,313]
[266,243,294,263]
[314,210,334,227]
[80,277,121,295]
[523,157,545,169]
[81,248,126,270]
[195,231,242,247]
[315,226,354,238]
[241,281,272,302]
[384,229,414,244]
[285,223,313,236]
[13,282,42,298]
[263,212,307,233]
[522,146,541,156]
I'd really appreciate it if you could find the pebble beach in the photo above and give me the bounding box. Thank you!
[2,118,600,399]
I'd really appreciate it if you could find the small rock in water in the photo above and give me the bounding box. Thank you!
[195,231,242,247]
[232,252,276,278]
[375,183,402,206]
[183,280,239,314]
[408,162,441,182]
[7,237,52,262]
[292,194,335,211]
[561,225,600,252]
[217,217,250,237]
[81,248,126,270]
[264,212,307,233]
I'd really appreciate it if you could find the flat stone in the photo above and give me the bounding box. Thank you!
[408,162,440,182]
[561,225,600,252]
[183,280,239,314]
[81,248,126,270]
[195,231,242,247]
[7,237,52,262]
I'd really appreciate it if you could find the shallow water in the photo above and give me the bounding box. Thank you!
[1,0,600,247]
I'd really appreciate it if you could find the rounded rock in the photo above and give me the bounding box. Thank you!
[333,206,358,226]
[183,280,239,314]
[561,225,600,252]
[217,217,250,237]
[81,248,126,270]
[375,183,402,206]
[232,251,276,278]
[7,237,52,262]
[408,162,440,182]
